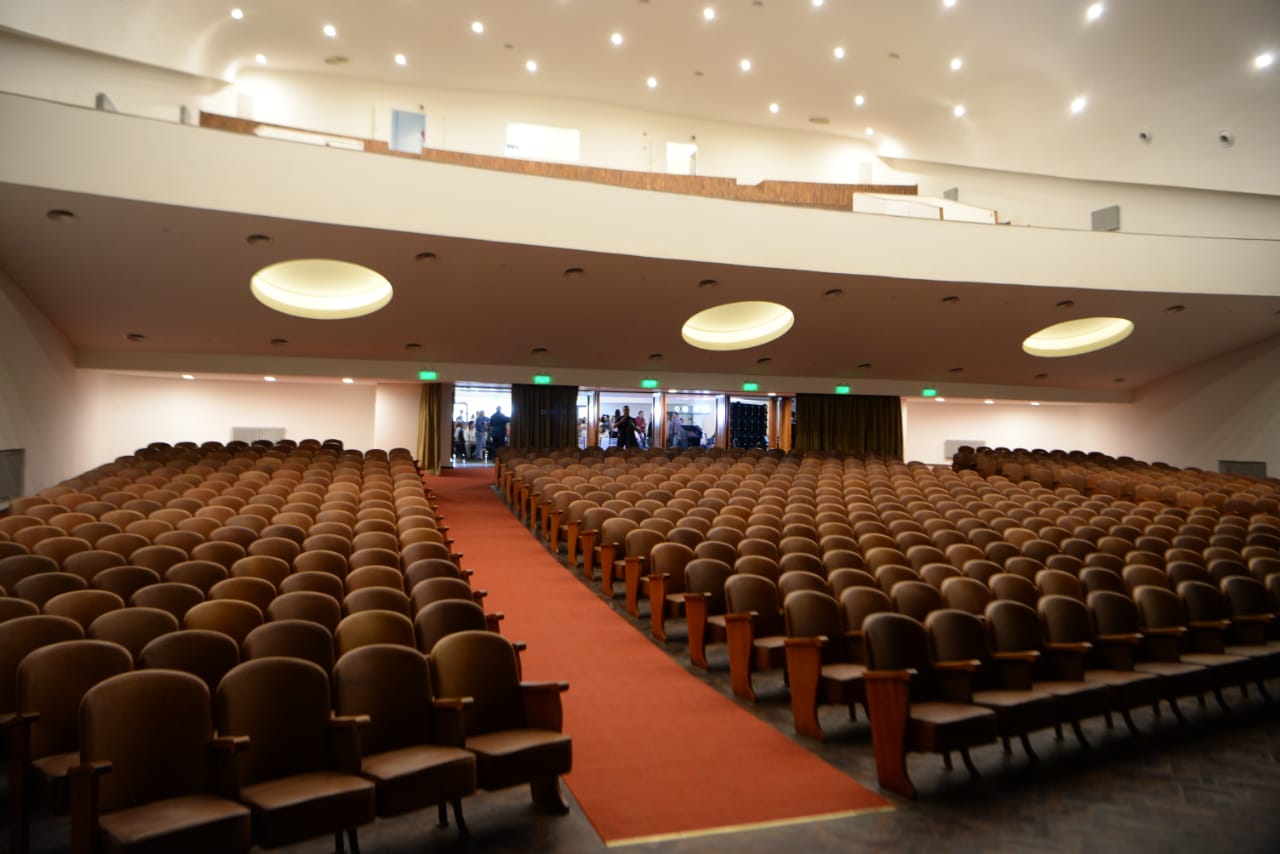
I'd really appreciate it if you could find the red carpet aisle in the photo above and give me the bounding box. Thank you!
[426,466,891,846]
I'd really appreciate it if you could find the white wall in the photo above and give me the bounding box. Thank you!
[74,374,379,470]
[373,382,422,452]
[0,267,88,492]
[903,334,1280,474]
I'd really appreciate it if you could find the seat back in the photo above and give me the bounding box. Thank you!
[138,628,240,696]
[724,574,782,636]
[243,620,335,672]
[81,670,220,812]
[414,599,488,653]
[891,580,943,622]
[18,639,133,761]
[430,630,524,736]
[88,607,180,661]
[410,577,475,614]
[268,590,342,633]
[684,558,731,614]
[183,599,264,646]
[333,644,438,754]
[940,576,992,615]
[335,610,416,656]
[924,608,988,666]
[215,658,332,784]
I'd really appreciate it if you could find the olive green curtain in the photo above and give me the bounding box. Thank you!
[510,383,579,450]
[416,382,443,474]
[793,393,903,457]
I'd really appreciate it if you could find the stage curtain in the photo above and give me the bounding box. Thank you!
[510,383,579,449]
[793,393,903,457]
[416,382,443,474]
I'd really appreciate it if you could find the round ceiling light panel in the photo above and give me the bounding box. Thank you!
[251,259,393,319]
[1021,316,1134,357]
[682,301,795,351]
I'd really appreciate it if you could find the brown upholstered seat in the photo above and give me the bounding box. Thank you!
[8,638,132,854]
[183,599,264,647]
[332,644,477,838]
[43,589,126,632]
[130,582,205,622]
[268,590,343,633]
[646,541,694,641]
[13,571,87,608]
[214,658,375,851]
[429,631,572,814]
[69,670,252,853]
[242,620,335,672]
[335,610,416,657]
[87,607,180,661]
[279,570,346,600]
[862,612,998,798]
[925,609,1058,761]
[782,589,867,740]
[343,586,413,617]
[723,574,786,702]
[137,629,240,696]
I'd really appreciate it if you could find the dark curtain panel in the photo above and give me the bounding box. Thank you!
[793,393,903,457]
[510,383,579,450]
[416,382,443,474]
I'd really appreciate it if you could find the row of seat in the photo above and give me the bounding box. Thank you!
[492,446,1279,797]
[6,627,568,853]
[1,439,573,851]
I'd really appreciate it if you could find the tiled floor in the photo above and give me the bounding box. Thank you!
[12,480,1280,853]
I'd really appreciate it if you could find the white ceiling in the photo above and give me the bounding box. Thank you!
[0,0,1278,399]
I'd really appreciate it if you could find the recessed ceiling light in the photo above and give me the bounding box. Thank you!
[125,333,146,342]
[530,347,549,355]
[648,353,664,361]
[264,376,277,383]
[682,301,795,351]
[526,59,538,72]
[342,377,354,384]
[865,127,874,136]
[394,54,407,66]
[270,338,289,346]
[1030,401,1041,406]
[647,76,658,89]
[769,102,779,113]
[472,21,485,34]
[405,342,422,351]
[251,259,394,320]
[698,278,719,289]
[812,0,824,7]
[768,392,777,397]
[943,0,957,7]
[703,7,716,21]
[415,251,437,262]
[856,362,873,369]
[611,32,623,46]
[935,397,946,403]
[1022,316,1134,357]
[1070,96,1087,113]
[854,94,865,106]
[1255,52,1274,70]
[983,399,994,405]
[740,58,752,72]
[834,46,845,59]
[323,24,336,38]
[950,57,963,71]
[823,288,843,299]
[1086,3,1104,22]
[953,104,966,117]
[1165,304,1186,313]
[46,208,77,223]
[324,55,348,65]
[181,374,195,381]
[255,54,267,64]
[246,233,272,246]
[563,267,585,278]
[230,8,243,20]
[1034,373,1049,379]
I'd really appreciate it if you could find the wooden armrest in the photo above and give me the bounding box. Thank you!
[431,697,472,747]
[69,760,113,778]
[210,736,248,799]
[2,710,39,730]
[842,629,864,641]
[683,591,710,602]
[1233,613,1274,624]
[1142,626,1187,637]
[1190,619,1230,630]
[933,659,982,672]
[522,682,568,732]
[784,635,828,649]
[432,697,475,712]
[329,714,371,730]
[461,568,475,580]
[1046,641,1092,653]
[211,735,249,753]
[1096,633,1142,645]
[330,715,368,774]
[992,650,1040,663]
[865,669,915,681]
[724,612,755,625]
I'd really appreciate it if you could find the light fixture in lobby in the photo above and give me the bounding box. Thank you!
[251,259,393,320]
[682,301,795,351]
[1022,316,1134,357]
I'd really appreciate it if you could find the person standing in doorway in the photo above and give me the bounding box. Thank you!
[615,406,639,450]
[473,410,489,461]
[634,410,647,449]
[490,406,511,450]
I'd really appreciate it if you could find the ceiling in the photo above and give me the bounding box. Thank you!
[2,0,1278,192]
[0,0,1278,398]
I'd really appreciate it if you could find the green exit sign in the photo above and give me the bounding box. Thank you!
[742,382,760,392]
[835,385,850,395]
[418,370,438,381]
[921,387,938,398]
[533,374,553,385]
[641,378,659,389]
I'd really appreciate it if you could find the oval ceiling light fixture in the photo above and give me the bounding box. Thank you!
[681,301,795,351]
[1021,316,1134,358]
[251,258,393,320]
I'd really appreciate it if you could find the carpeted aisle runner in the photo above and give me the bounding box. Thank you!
[426,466,890,846]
